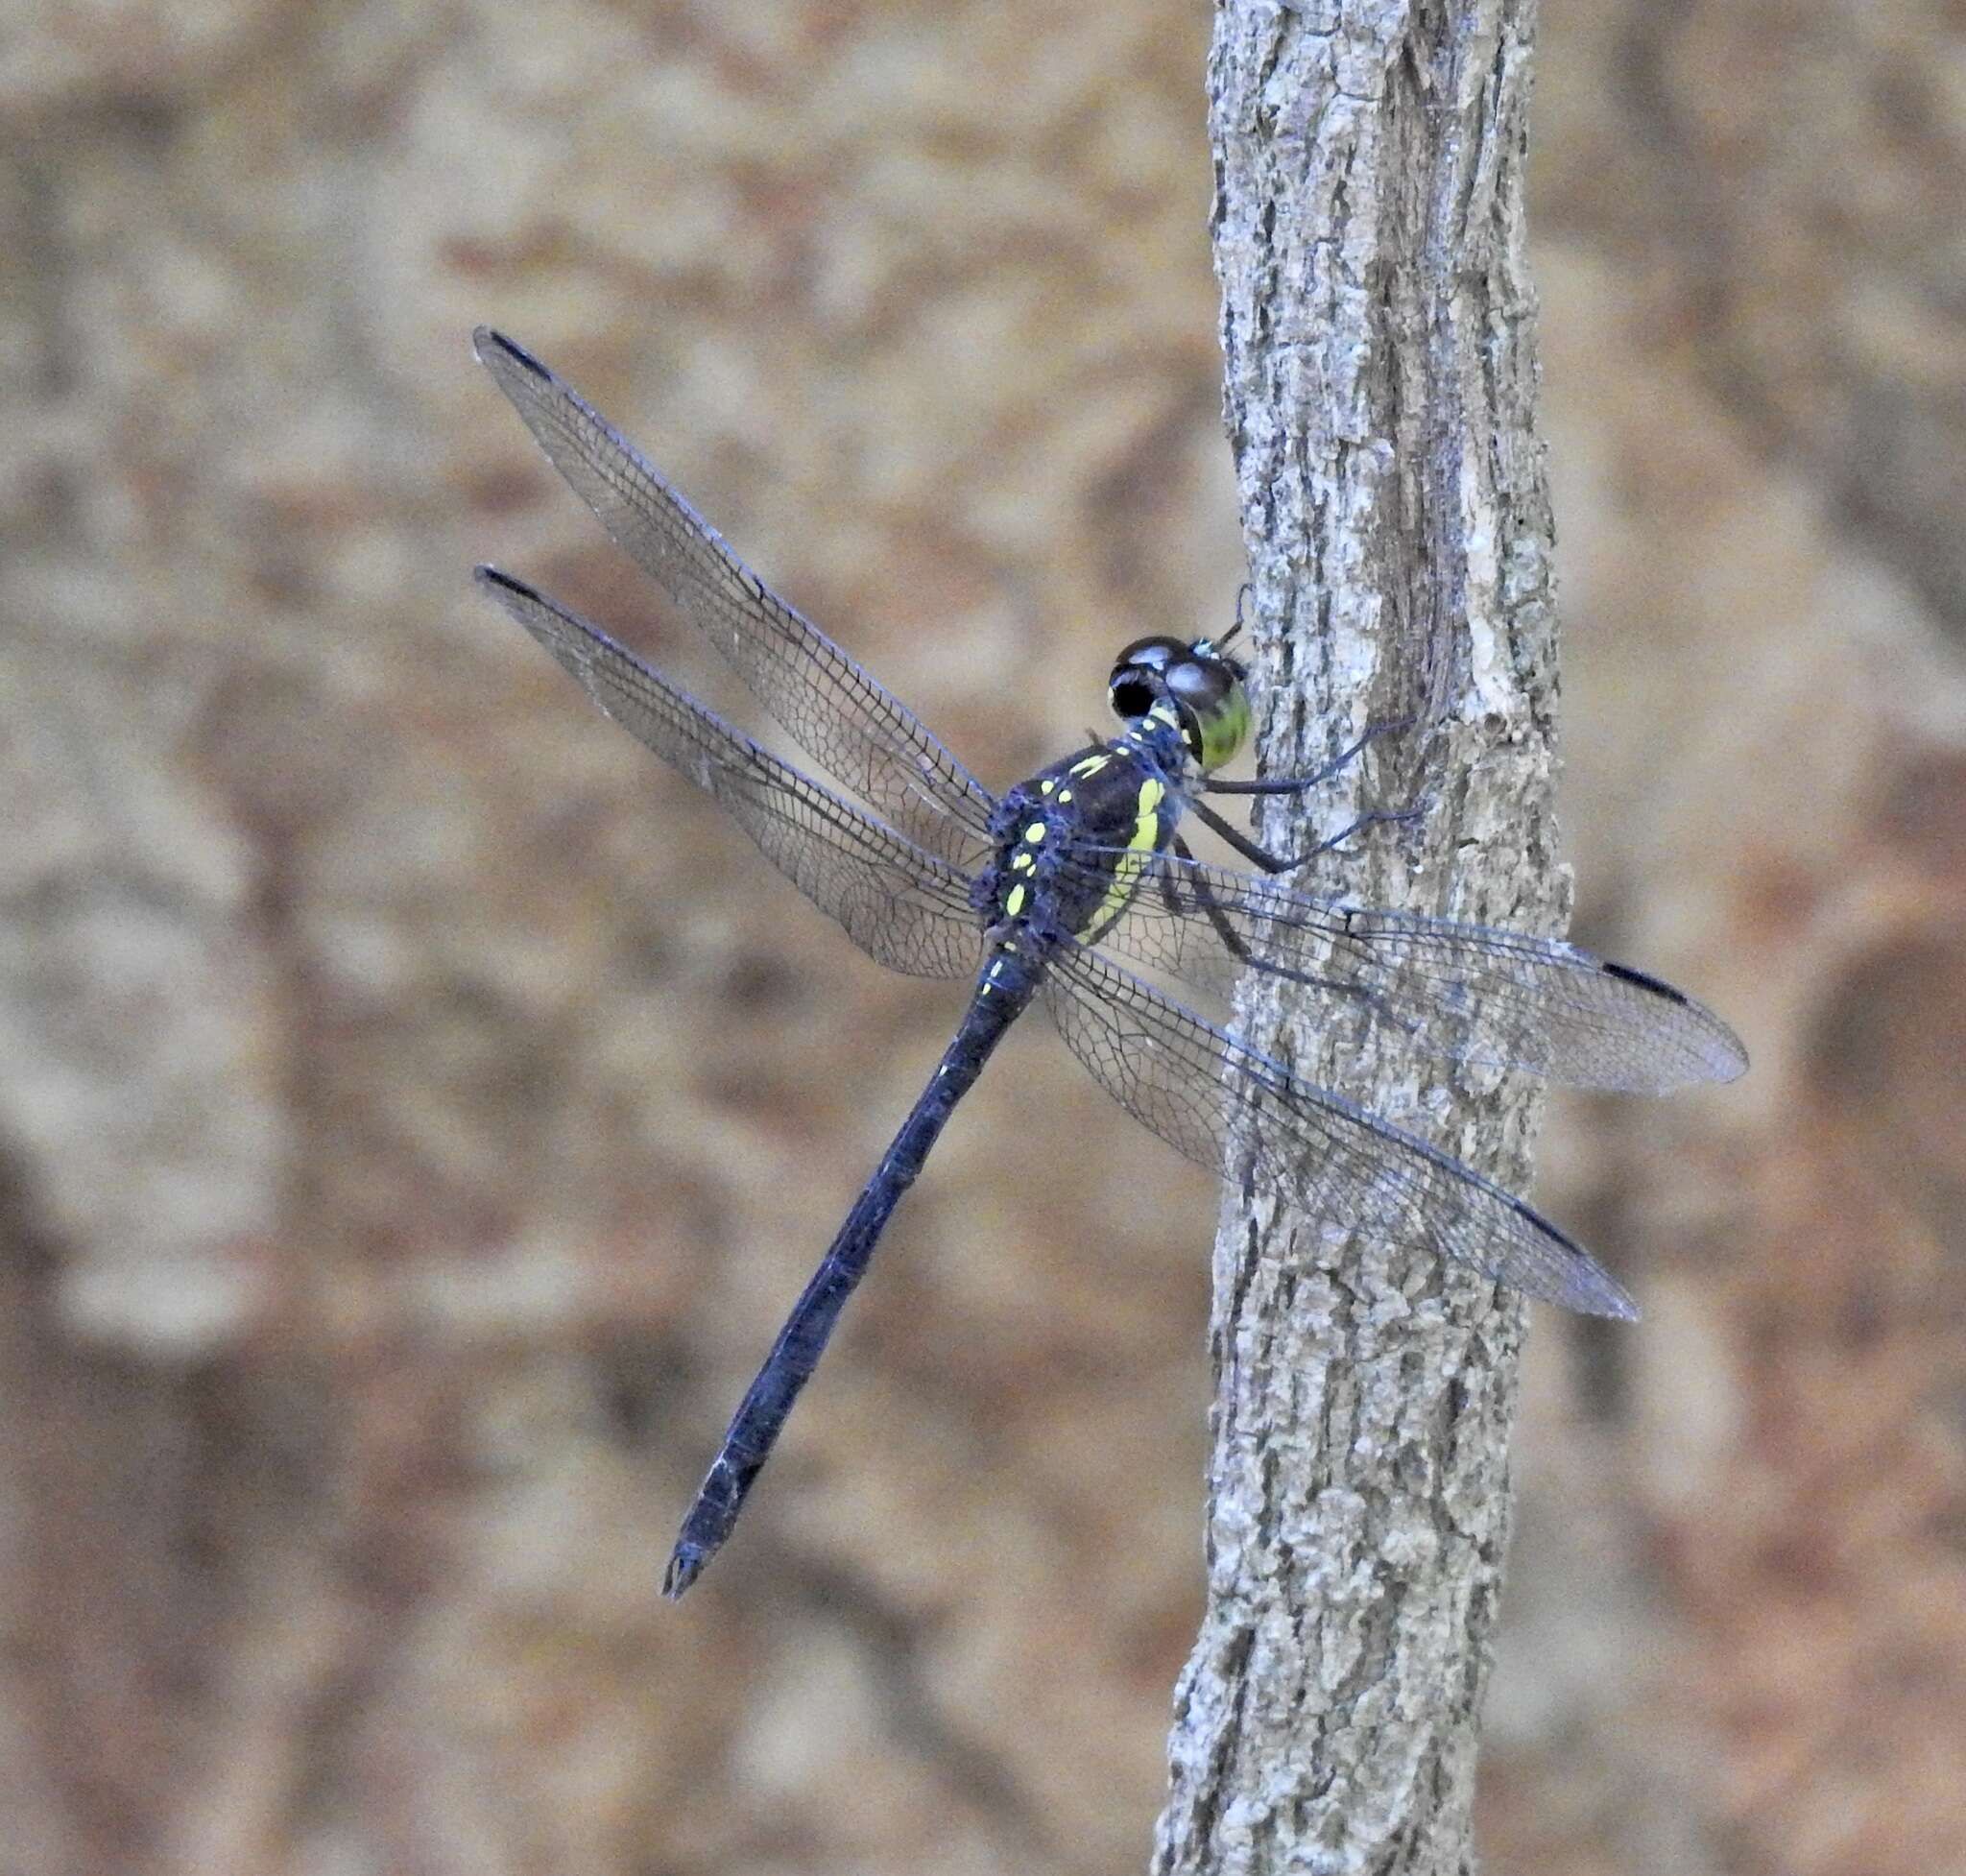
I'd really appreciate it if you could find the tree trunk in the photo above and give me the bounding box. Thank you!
[1156,4,1562,1872]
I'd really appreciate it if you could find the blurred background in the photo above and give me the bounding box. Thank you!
[3,2,1961,1872]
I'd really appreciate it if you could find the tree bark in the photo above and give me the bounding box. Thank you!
[1157,5,1561,1873]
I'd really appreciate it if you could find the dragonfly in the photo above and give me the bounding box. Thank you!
[469,327,1748,1599]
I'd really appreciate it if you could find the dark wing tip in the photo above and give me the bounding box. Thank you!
[1600,957,1751,1085]
[1506,1194,1642,1321]
[472,325,552,382]
[473,563,531,598]
[1601,959,1689,1007]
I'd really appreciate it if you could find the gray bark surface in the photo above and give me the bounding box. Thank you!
[1160,4,1562,1871]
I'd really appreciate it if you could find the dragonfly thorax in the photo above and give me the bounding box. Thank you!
[974,740,1182,947]
[1108,634,1254,774]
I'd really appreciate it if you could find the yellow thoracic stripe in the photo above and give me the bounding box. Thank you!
[1080,775,1165,940]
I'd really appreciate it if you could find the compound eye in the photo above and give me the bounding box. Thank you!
[1111,635,1186,672]
[1107,636,1187,724]
[1167,649,1253,772]
[1164,655,1235,721]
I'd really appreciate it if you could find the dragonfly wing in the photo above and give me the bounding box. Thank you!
[1086,850,1746,1094]
[1041,940,1639,1318]
[478,568,977,981]
[475,329,996,871]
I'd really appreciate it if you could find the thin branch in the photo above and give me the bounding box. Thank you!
[1157,4,1562,1872]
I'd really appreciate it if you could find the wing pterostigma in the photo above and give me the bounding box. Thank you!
[1082,850,1748,1094]
[1043,940,1642,1319]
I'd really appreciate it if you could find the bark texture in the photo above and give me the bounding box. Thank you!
[1158,5,1560,1871]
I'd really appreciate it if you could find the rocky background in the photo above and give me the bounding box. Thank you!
[3,3,1961,1873]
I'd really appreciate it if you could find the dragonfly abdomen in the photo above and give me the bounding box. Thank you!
[663,942,1039,1598]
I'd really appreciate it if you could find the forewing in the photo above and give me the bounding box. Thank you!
[1042,941,1638,1318]
[478,568,977,980]
[1086,851,1746,1093]
[475,328,996,870]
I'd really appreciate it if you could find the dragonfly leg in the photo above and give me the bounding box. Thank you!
[1165,833,1241,945]
[1166,835,1420,1041]
[1185,793,1298,872]
[1201,716,1413,798]
[1187,787,1429,877]
[1291,802,1427,861]
[1189,712,1425,873]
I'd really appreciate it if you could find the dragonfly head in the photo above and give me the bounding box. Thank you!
[1108,633,1253,773]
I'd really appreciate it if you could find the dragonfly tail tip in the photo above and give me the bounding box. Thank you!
[661,1549,702,1600]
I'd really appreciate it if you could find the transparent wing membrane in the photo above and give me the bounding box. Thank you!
[475,328,995,870]
[1043,943,1641,1319]
[1085,850,1748,1093]
[477,568,977,980]
[470,327,1751,1593]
